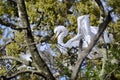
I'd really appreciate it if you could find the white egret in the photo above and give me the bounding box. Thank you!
[77,15,93,48]
[54,15,113,54]
[54,15,96,54]
[77,15,113,47]
[54,25,82,54]
[54,25,99,56]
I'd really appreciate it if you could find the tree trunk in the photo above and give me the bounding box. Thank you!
[16,0,55,80]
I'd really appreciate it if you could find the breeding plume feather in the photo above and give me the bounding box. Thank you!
[54,15,113,54]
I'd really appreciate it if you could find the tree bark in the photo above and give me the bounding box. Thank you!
[16,0,55,80]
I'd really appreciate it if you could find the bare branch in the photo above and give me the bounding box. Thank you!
[3,70,47,80]
[0,18,27,31]
[0,56,29,65]
[36,8,44,27]
[95,0,105,17]
[71,8,113,80]
[97,10,113,33]
[16,0,55,79]
[105,66,120,80]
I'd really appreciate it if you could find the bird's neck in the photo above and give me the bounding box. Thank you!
[57,32,67,46]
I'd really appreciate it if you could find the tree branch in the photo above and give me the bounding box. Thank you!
[104,66,120,80]
[71,10,112,80]
[16,0,55,80]
[71,6,113,80]
[0,56,29,65]
[95,0,105,17]
[36,9,44,27]
[0,18,27,31]
[2,70,47,80]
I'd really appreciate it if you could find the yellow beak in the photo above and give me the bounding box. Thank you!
[51,34,58,41]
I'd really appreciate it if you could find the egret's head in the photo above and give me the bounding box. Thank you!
[53,25,68,40]
[54,25,68,36]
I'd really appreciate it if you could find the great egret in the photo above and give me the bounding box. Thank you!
[54,25,82,54]
[54,15,95,54]
[77,15,113,44]
[77,15,93,46]
[54,15,113,54]
[54,25,99,54]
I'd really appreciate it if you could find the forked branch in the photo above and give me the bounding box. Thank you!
[71,0,113,79]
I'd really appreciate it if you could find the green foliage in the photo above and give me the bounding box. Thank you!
[115,74,120,79]
[107,0,120,15]
[55,54,72,77]
[0,67,6,75]
[30,74,39,80]
[0,1,5,16]
[0,30,3,38]
[6,31,26,57]
[84,60,100,80]
[0,0,120,79]
[75,0,100,25]
[67,14,77,32]
[28,0,120,79]
[112,20,120,42]
[6,42,21,56]
[15,31,25,44]
[0,0,17,16]
[109,44,120,58]
[62,66,71,77]
[26,0,67,28]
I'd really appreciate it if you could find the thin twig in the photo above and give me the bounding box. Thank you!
[104,66,120,80]
[0,18,27,31]
[5,69,47,79]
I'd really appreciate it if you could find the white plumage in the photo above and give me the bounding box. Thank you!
[54,25,82,54]
[77,15,96,48]
[77,15,113,47]
[19,52,32,62]
[54,15,113,54]
[103,31,113,43]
